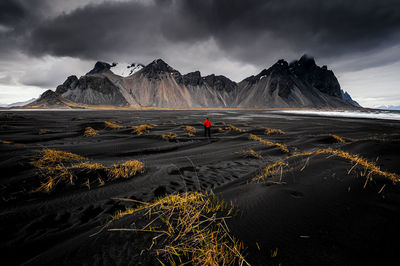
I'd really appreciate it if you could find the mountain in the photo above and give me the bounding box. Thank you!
[41,55,359,109]
[376,105,400,110]
[0,98,36,108]
[23,90,78,109]
[110,63,144,77]
[234,56,353,108]
[341,90,361,107]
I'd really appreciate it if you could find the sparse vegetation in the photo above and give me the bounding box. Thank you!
[184,125,196,137]
[162,132,176,141]
[236,149,263,159]
[72,116,85,121]
[31,149,145,192]
[108,160,145,179]
[132,124,153,135]
[330,134,345,143]
[263,127,285,135]
[225,125,247,133]
[253,161,288,183]
[109,192,248,265]
[104,121,124,129]
[249,134,289,153]
[84,127,98,137]
[73,162,106,169]
[254,148,400,184]
[39,129,50,135]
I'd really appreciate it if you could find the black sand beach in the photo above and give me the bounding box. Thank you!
[1,110,400,265]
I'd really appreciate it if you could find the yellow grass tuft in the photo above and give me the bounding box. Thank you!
[254,148,400,184]
[31,149,86,192]
[32,149,145,192]
[132,124,153,135]
[236,149,263,159]
[72,162,106,169]
[84,127,98,137]
[330,134,345,143]
[249,134,289,153]
[162,132,176,141]
[225,125,247,133]
[72,116,85,121]
[32,149,86,169]
[184,125,196,133]
[108,160,145,179]
[109,192,248,265]
[253,161,288,183]
[263,127,285,135]
[309,148,400,183]
[39,129,50,135]
[104,121,124,129]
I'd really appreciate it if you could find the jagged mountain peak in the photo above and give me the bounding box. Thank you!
[140,58,181,78]
[86,61,113,75]
[182,71,203,86]
[203,74,237,92]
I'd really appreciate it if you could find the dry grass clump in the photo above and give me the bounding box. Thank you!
[330,134,345,143]
[307,148,400,183]
[104,121,124,129]
[132,124,153,135]
[254,148,400,184]
[225,125,247,133]
[39,129,50,135]
[313,134,346,143]
[32,149,86,169]
[184,125,196,133]
[32,149,145,192]
[253,161,288,183]
[183,126,196,137]
[73,162,106,170]
[32,149,86,192]
[84,127,98,137]
[236,149,263,159]
[162,132,176,141]
[109,192,248,265]
[72,116,85,121]
[108,160,145,179]
[263,127,285,135]
[0,140,13,144]
[249,134,289,153]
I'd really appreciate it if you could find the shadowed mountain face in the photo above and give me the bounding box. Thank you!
[47,55,358,108]
[25,90,75,108]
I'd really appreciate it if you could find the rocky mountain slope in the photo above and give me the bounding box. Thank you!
[24,90,79,109]
[42,55,360,108]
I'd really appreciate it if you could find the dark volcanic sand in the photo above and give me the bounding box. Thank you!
[1,110,400,265]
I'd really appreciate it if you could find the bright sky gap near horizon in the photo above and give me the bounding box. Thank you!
[1,0,399,108]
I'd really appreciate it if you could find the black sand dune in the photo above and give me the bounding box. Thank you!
[1,110,400,265]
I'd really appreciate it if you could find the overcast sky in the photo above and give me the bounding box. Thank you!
[1,0,400,107]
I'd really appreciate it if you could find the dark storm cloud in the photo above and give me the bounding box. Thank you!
[21,0,400,69]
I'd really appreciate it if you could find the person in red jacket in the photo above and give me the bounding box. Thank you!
[203,117,211,138]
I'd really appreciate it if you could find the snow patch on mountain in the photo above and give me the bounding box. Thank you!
[111,63,144,77]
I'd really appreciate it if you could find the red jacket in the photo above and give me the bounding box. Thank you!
[203,119,211,128]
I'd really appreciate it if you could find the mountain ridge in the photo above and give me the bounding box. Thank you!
[30,55,361,109]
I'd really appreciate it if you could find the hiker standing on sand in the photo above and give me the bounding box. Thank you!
[203,117,211,138]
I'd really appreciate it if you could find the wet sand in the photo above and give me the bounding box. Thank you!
[1,110,400,265]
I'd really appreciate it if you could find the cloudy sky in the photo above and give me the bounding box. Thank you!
[1,0,400,107]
